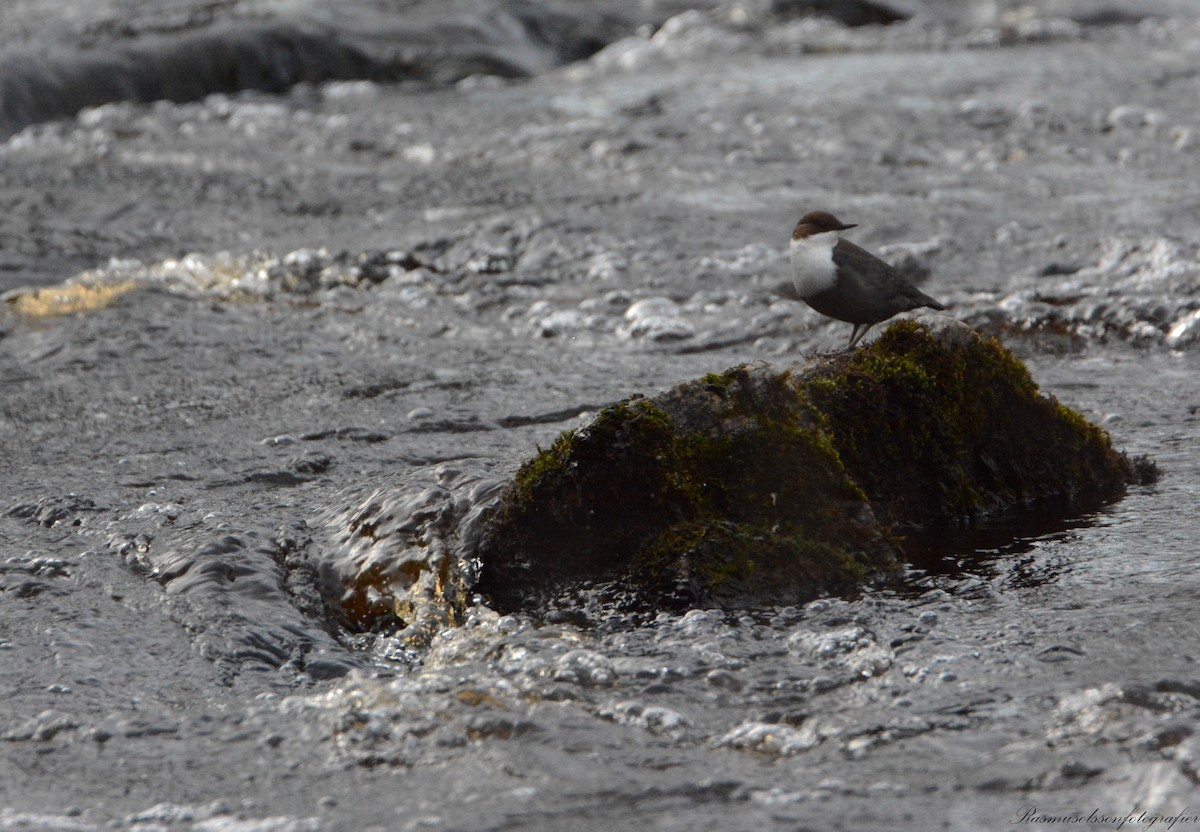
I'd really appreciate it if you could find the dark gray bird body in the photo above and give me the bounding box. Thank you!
[789,211,946,347]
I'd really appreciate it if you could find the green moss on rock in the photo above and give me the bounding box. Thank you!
[477,367,897,611]
[634,520,870,609]
[475,319,1149,612]
[804,320,1134,525]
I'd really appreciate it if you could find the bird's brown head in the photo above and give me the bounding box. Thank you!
[792,211,857,241]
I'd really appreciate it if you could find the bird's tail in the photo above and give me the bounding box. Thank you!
[918,291,946,311]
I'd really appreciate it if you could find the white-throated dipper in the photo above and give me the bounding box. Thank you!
[789,210,946,348]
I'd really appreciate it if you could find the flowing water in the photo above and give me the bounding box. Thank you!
[2,2,1199,830]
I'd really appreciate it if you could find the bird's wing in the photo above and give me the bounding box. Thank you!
[832,239,904,299]
[833,239,944,309]
[832,239,892,285]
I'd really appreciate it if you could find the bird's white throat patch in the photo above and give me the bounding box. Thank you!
[789,231,839,298]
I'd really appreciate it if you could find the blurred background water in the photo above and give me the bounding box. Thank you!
[2,1,1199,829]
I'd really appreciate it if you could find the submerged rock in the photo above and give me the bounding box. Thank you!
[474,318,1151,612]
[321,462,508,643]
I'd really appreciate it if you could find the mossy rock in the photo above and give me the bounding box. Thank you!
[474,318,1150,612]
[805,318,1140,525]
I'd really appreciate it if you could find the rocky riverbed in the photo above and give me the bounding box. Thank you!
[2,1,1199,830]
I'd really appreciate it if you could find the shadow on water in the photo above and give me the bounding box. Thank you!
[895,499,1112,596]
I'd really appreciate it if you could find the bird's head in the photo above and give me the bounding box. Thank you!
[791,211,857,242]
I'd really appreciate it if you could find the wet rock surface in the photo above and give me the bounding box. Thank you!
[803,320,1148,522]
[478,320,1144,613]
[1,0,1198,829]
[477,362,896,613]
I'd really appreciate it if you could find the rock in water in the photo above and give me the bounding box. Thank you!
[770,0,909,27]
[475,318,1150,612]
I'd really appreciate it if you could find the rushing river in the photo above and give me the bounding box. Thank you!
[2,1,1199,830]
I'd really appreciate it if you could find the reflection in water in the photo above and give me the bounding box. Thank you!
[897,500,1110,594]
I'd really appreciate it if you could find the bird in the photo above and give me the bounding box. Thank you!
[789,210,946,348]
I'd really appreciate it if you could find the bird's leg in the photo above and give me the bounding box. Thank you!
[847,323,873,349]
[843,325,860,350]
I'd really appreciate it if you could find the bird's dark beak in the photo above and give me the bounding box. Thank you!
[837,223,858,231]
